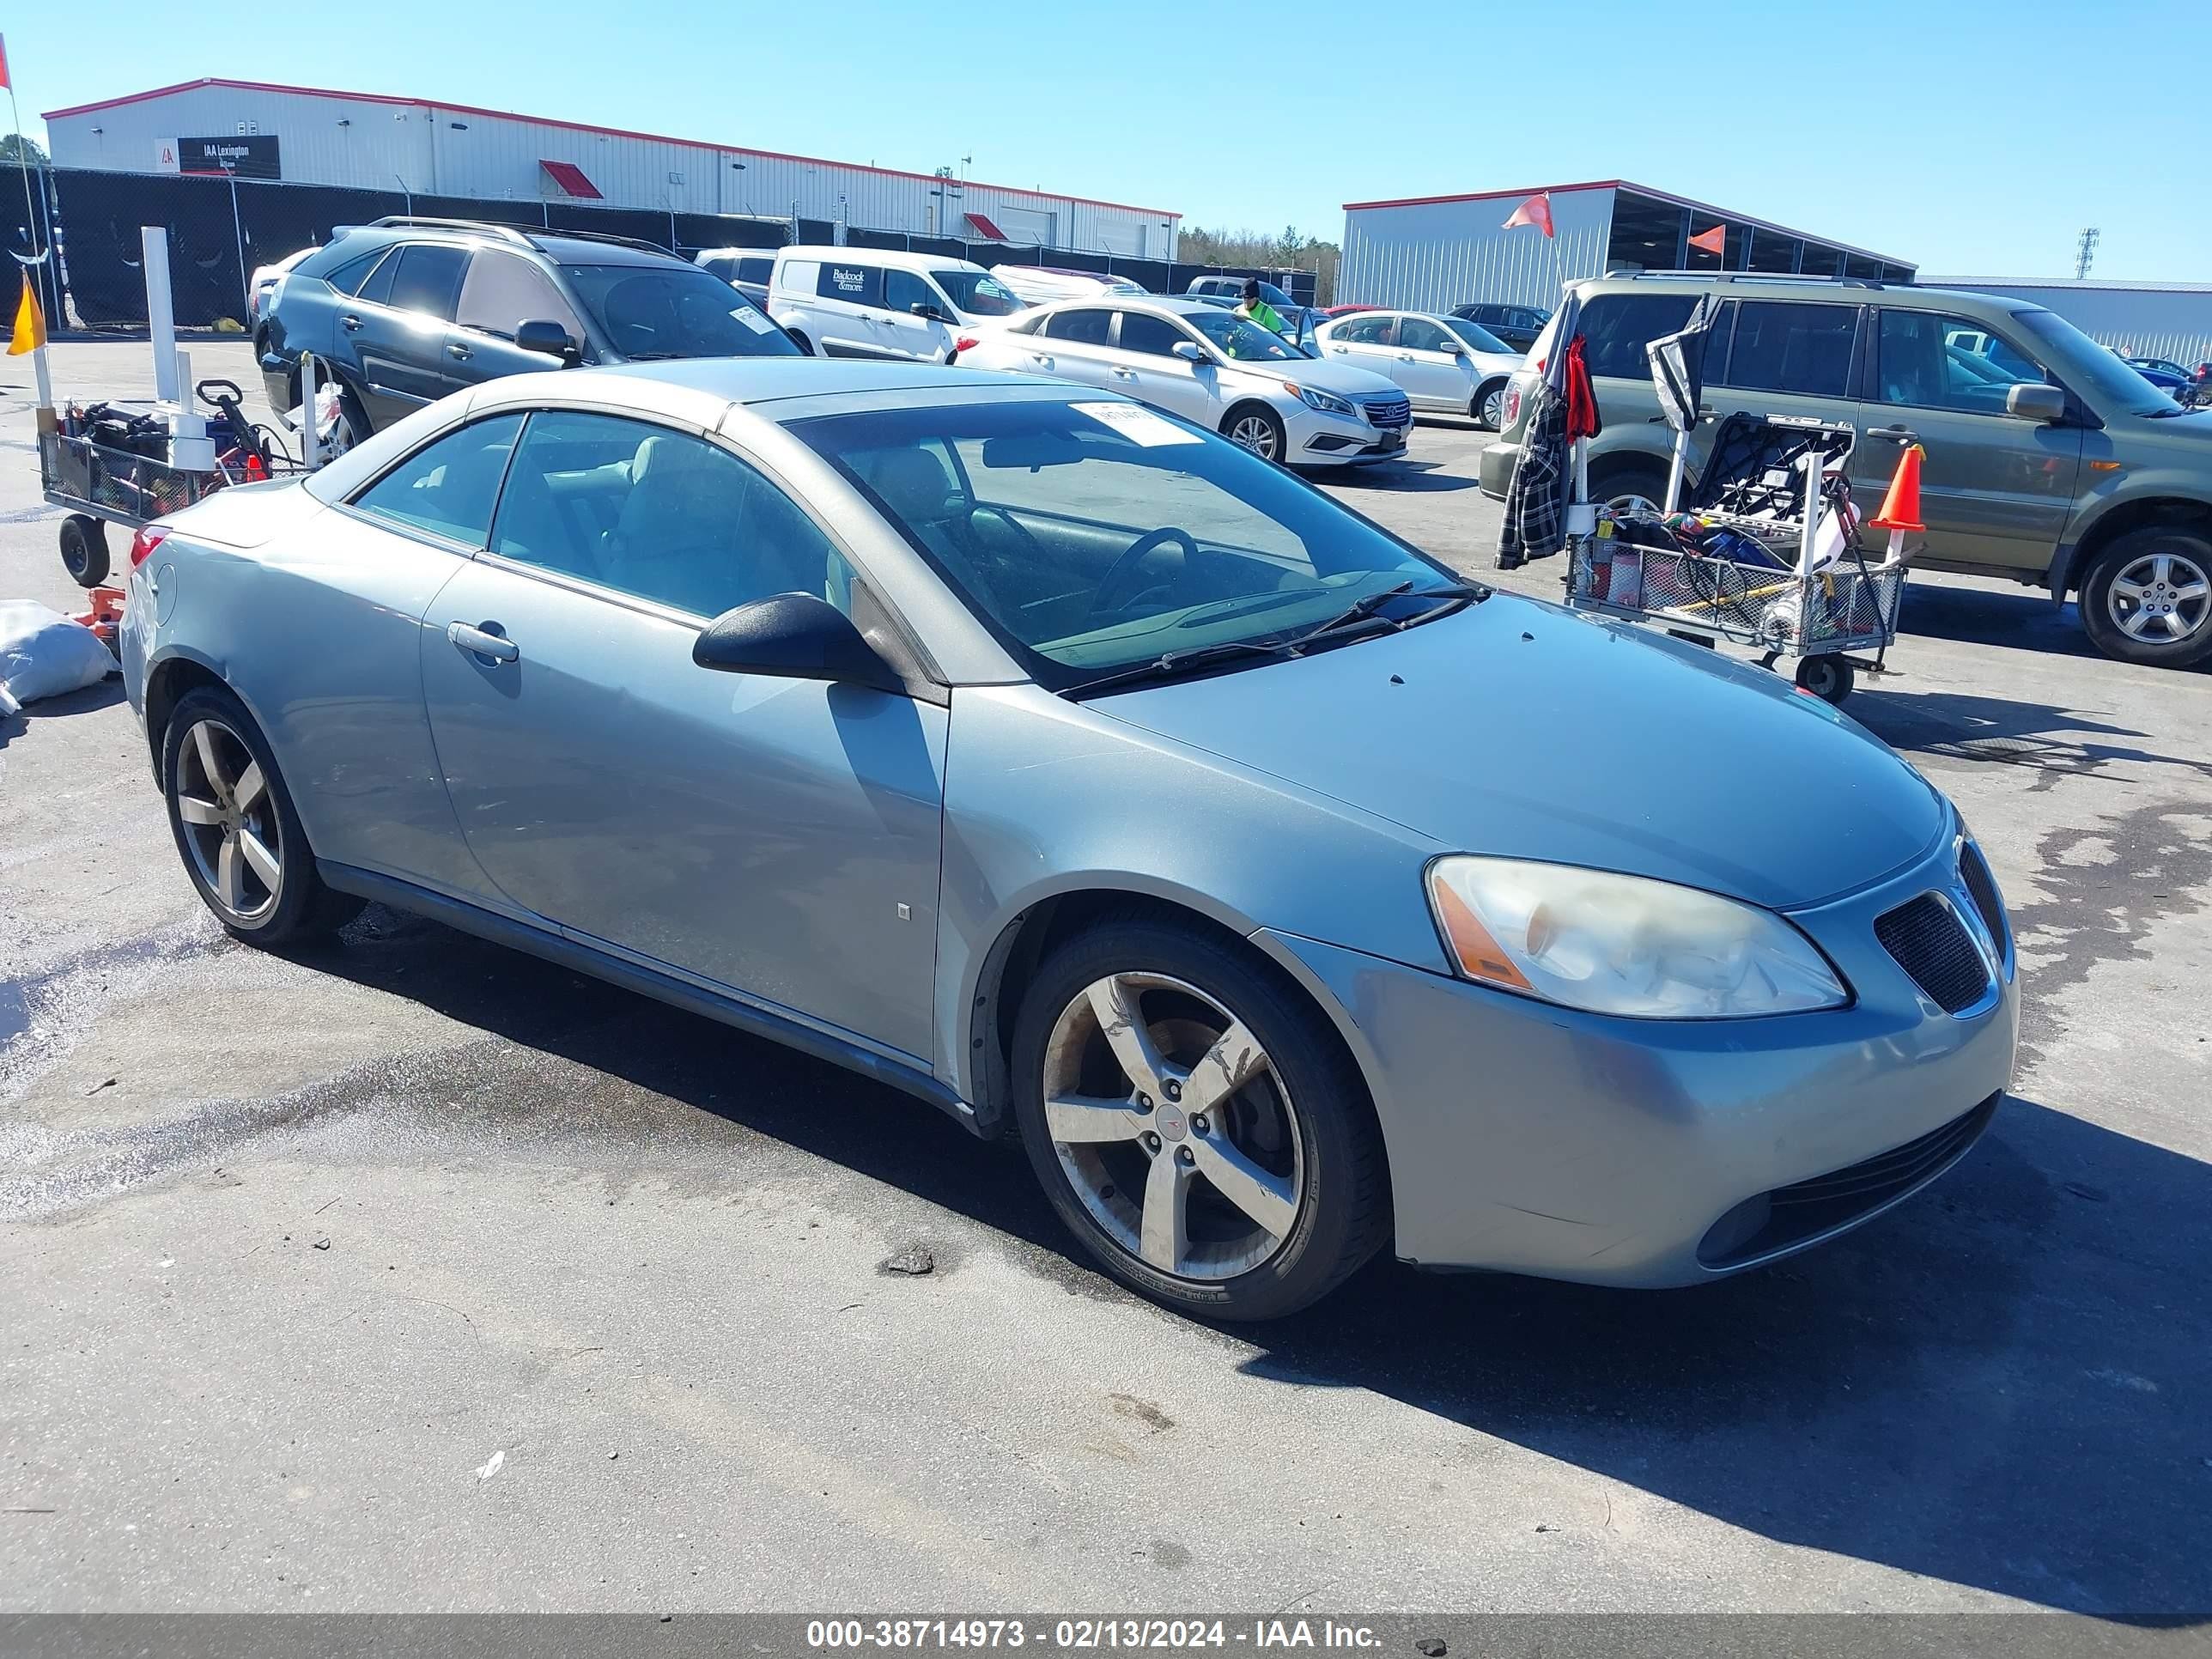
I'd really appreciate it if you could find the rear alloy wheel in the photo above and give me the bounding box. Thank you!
[2081,528,2212,668]
[161,687,362,945]
[1594,462,1670,520]
[1223,405,1287,464]
[1012,918,1389,1320]
[1474,379,1508,431]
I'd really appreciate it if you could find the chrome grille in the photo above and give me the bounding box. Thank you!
[1358,394,1412,429]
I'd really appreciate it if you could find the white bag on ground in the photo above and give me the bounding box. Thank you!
[0,601,118,717]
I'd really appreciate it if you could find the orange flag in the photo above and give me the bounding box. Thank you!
[1688,223,1727,257]
[1501,191,1554,238]
[9,274,46,356]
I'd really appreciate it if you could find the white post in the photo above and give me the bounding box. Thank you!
[1797,452,1822,577]
[1664,428,1690,516]
[142,226,179,405]
[299,351,319,471]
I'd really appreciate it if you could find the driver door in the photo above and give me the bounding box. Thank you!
[418,410,947,1061]
[880,269,953,363]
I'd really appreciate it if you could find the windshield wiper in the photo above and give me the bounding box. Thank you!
[1286,580,1490,650]
[1058,636,1299,700]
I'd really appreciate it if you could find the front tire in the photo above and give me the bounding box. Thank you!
[1012,915,1390,1321]
[161,686,362,945]
[1222,404,1288,465]
[2079,526,2212,668]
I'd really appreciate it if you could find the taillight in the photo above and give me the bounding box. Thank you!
[954,335,980,354]
[1501,384,1522,428]
[130,526,169,569]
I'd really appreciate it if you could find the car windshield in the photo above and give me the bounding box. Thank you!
[793,398,1455,690]
[1188,310,1301,362]
[561,264,801,360]
[2012,307,2175,416]
[1445,318,1513,355]
[934,269,1028,317]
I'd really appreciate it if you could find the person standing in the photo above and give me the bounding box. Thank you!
[1236,279,1285,336]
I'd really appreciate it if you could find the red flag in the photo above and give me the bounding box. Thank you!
[1687,223,1726,257]
[1501,191,1553,238]
[0,36,12,92]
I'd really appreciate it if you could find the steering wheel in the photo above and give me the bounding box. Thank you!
[1090,526,1197,621]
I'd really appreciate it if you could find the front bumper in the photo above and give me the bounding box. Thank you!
[1261,835,2019,1286]
[1291,405,1409,466]
[1478,436,1520,499]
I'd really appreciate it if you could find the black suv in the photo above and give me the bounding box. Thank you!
[258,217,800,442]
[1450,302,1550,354]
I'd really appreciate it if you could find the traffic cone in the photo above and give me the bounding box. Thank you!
[1869,443,1924,534]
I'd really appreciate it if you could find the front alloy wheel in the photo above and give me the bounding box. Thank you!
[1225,408,1285,463]
[1042,972,1304,1281]
[2081,527,2212,668]
[1012,917,1390,1320]
[173,715,284,927]
[2106,550,2209,647]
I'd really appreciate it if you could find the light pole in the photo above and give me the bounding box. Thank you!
[219,159,250,320]
[393,173,412,219]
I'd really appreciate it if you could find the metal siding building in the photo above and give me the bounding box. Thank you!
[1339,180,1913,313]
[1919,278,2212,367]
[42,78,1180,258]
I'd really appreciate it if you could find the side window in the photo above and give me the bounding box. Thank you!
[780,259,819,295]
[490,412,845,619]
[1718,301,1857,398]
[355,246,401,307]
[817,262,884,307]
[325,247,388,297]
[1334,313,1395,346]
[350,414,524,544]
[455,250,582,342]
[1578,294,1698,378]
[884,269,937,315]
[738,258,773,286]
[1699,299,1737,386]
[1398,317,1452,353]
[386,244,469,321]
[1117,313,1188,356]
[1877,311,2047,413]
[1043,308,1115,346]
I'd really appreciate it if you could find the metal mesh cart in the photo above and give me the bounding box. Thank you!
[1562,414,1907,703]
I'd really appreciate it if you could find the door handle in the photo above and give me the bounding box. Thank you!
[1029,353,1053,368]
[339,313,362,331]
[1396,353,1415,362]
[1867,424,1919,444]
[447,341,472,361]
[1330,345,1347,354]
[447,620,518,663]
[1112,367,1136,380]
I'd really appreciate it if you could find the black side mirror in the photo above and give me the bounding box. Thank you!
[2006,382,2067,423]
[693,592,904,695]
[516,319,580,366]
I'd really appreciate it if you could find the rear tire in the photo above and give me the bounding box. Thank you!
[1591,459,1671,519]
[1222,404,1288,465]
[2078,526,2212,668]
[1011,915,1390,1321]
[60,515,110,588]
[1473,378,1508,431]
[161,686,363,945]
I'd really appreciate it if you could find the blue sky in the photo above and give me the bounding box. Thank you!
[11,0,2207,280]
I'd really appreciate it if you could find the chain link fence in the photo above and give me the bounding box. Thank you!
[21,167,1314,330]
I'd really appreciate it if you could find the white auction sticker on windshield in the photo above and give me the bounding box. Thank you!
[732,308,776,334]
[1072,402,1202,447]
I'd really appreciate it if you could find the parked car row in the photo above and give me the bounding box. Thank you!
[1478,270,2212,670]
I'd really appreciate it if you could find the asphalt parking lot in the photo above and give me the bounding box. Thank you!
[3,342,2209,1620]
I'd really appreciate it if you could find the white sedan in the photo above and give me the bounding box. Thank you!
[954,296,1413,466]
[1311,310,1524,430]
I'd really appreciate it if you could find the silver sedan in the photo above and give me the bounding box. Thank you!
[120,361,2018,1319]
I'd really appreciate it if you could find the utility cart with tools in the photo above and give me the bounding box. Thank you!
[41,379,301,590]
[1562,412,1910,704]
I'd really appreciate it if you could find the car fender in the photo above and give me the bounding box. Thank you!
[2049,460,2212,594]
[933,683,1452,1110]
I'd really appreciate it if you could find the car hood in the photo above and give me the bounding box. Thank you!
[1090,594,1947,912]
[1238,356,1401,398]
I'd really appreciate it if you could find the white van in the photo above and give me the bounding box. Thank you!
[769,246,1027,362]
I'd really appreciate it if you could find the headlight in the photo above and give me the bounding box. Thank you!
[1285,381,1358,418]
[1425,856,1848,1019]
